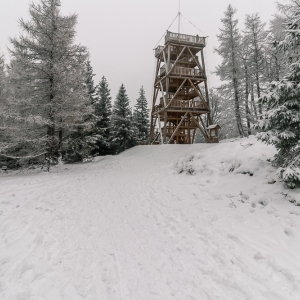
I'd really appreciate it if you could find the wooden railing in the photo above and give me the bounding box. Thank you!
[172,66,203,77]
[158,97,207,110]
[155,46,164,57]
[166,31,206,46]
[168,99,206,109]
[160,64,204,78]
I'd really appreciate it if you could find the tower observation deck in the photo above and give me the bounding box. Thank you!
[149,30,220,144]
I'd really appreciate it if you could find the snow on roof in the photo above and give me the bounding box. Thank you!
[207,124,220,129]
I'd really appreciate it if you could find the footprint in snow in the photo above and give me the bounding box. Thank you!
[284,228,294,237]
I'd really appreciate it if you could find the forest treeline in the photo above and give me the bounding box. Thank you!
[0,0,299,188]
[211,2,299,188]
[0,0,149,170]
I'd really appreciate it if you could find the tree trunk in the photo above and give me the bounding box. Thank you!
[251,83,258,121]
[244,63,251,135]
[229,15,244,137]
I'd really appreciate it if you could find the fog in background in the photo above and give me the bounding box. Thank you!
[0,0,277,105]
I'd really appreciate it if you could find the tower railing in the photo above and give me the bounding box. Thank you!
[155,46,164,57]
[165,31,206,46]
[159,65,204,78]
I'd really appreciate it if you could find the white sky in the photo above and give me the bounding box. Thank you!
[1,0,278,106]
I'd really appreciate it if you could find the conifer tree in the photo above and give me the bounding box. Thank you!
[215,5,245,136]
[94,76,112,154]
[8,0,92,168]
[133,86,149,142]
[257,0,300,188]
[244,13,267,117]
[85,59,97,104]
[63,60,100,163]
[111,84,138,152]
[0,54,9,151]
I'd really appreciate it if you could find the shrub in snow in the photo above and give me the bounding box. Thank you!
[256,2,300,188]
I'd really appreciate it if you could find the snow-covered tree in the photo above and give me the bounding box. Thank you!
[94,76,112,154]
[215,5,245,137]
[85,59,97,105]
[8,0,93,168]
[244,14,267,117]
[257,1,300,188]
[0,54,9,151]
[111,84,138,152]
[265,14,287,82]
[133,86,149,142]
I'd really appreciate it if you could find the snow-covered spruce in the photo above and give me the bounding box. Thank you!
[256,2,300,188]
[133,86,150,143]
[110,84,139,152]
[94,76,112,155]
[7,0,94,167]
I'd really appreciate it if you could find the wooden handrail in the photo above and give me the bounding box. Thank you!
[166,31,206,46]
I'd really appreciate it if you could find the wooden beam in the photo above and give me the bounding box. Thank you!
[189,112,210,142]
[166,78,187,108]
[162,49,168,73]
[200,49,212,125]
[199,115,209,137]
[157,115,163,144]
[192,128,197,143]
[159,81,167,107]
[186,46,204,73]
[163,111,168,143]
[167,46,186,75]
[167,112,189,144]
[149,115,158,144]
[188,79,210,111]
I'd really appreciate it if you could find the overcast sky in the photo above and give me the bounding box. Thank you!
[0,0,278,105]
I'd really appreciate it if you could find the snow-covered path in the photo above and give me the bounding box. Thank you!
[1,139,300,300]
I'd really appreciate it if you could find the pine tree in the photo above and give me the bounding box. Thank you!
[215,5,245,136]
[265,14,288,82]
[85,59,97,104]
[257,0,300,188]
[133,86,149,142]
[0,54,9,152]
[111,84,138,152]
[8,0,92,168]
[94,76,112,154]
[244,13,267,117]
[63,60,100,163]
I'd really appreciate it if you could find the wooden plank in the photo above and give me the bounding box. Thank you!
[157,115,163,144]
[188,79,210,111]
[186,46,204,72]
[162,49,168,73]
[166,78,187,108]
[167,112,188,144]
[159,81,167,107]
[200,49,213,125]
[189,112,210,142]
[168,46,187,75]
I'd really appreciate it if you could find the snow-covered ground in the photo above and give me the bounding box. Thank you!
[0,136,300,300]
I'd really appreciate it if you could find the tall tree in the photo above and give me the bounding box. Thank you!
[85,59,97,104]
[244,13,267,117]
[133,86,149,142]
[257,0,300,188]
[111,84,138,152]
[94,76,112,154]
[0,54,9,152]
[239,38,253,134]
[8,0,92,168]
[215,5,245,136]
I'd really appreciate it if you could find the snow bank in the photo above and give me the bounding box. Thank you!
[0,137,300,300]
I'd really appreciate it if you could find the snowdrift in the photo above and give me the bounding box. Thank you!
[0,136,300,300]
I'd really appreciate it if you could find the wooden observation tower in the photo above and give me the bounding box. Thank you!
[149,24,220,144]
